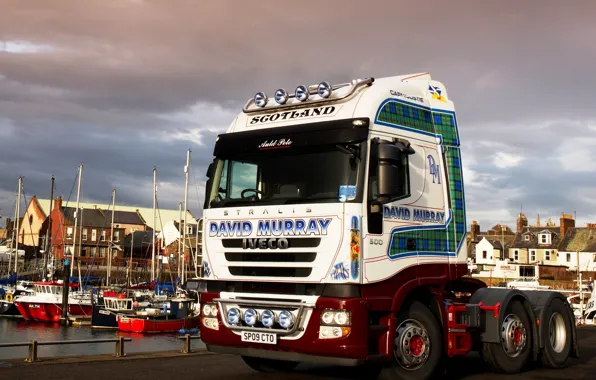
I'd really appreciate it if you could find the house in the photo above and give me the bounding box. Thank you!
[475,236,515,265]
[46,197,127,264]
[557,223,596,271]
[16,196,50,249]
[467,220,515,262]
[507,212,573,265]
[101,210,147,236]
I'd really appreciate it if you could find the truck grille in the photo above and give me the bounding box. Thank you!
[228,267,312,278]
[222,237,320,279]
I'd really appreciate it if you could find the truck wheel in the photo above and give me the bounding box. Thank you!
[482,298,531,373]
[241,356,299,372]
[539,298,572,368]
[379,300,443,380]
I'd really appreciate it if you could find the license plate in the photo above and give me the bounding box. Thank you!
[241,331,277,345]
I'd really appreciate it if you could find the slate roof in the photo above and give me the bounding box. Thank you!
[123,229,155,249]
[558,227,596,252]
[61,207,109,228]
[481,235,516,251]
[102,210,145,226]
[511,226,561,249]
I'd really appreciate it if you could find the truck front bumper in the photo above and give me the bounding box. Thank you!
[199,291,370,366]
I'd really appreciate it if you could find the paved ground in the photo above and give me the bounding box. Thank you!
[2,327,596,379]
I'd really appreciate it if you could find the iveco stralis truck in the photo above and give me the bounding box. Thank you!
[190,73,578,379]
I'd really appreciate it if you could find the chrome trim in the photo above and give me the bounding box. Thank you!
[242,77,374,114]
[213,297,314,336]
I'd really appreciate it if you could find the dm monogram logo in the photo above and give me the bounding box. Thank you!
[427,154,441,184]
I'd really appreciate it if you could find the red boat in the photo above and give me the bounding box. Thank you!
[13,281,93,322]
[117,298,200,333]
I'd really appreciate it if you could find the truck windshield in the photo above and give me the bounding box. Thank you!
[205,143,364,208]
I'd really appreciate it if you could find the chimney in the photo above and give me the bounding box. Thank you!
[587,223,596,228]
[517,212,528,234]
[54,196,62,211]
[6,217,11,230]
[470,221,480,241]
[560,212,575,237]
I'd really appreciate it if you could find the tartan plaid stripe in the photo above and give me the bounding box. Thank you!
[378,99,466,259]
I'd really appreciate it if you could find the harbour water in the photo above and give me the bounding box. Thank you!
[0,319,204,360]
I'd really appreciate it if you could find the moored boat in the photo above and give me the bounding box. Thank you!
[117,298,199,333]
[13,281,93,322]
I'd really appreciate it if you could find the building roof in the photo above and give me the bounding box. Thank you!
[102,210,145,226]
[62,208,109,228]
[36,198,194,232]
[511,226,561,249]
[123,229,156,249]
[479,235,516,250]
[558,227,596,253]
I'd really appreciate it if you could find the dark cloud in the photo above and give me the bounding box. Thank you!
[1,0,595,229]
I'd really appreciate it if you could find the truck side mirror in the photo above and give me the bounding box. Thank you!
[206,161,215,178]
[377,142,413,204]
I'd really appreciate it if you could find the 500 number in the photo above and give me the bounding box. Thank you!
[369,238,384,245]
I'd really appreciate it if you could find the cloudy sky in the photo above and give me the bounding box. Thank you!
[1,0,595,232]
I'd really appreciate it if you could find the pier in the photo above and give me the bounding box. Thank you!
[2,327,596,379]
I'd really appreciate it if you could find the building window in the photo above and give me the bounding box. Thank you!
[567,253,571,262]
[91,229,97,241]
[514,250,519,261]
[539,233,551,245]
[530,250,536,262]
[66,227,73,239]
[482,250,487,259]
[92,247,97,256]
[524,235,530,241]
[114,230,120,242]
[545,250,551,260]
[82,229,87,241]
[100,248,105,258]
[187,226,193,235]
[101,230,106,241]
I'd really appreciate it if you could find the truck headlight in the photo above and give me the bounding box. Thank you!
[295,85,309,101]
[254,92,268,107]
[278,310,294,329]
[202,303,218,317]
[244,308,257,326]
[227,307,241,325]
[320,310,351,326]
[261,310,275,328]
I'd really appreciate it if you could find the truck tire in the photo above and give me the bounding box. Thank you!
[241,356,299,372]
[539,298,572,368]
[481,298,532,374]
[379,300,444,380]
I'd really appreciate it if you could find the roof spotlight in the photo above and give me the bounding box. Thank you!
[274,89,288,104]
[317,81,332,98]
[254,92,268,107]
[295,85,309,102]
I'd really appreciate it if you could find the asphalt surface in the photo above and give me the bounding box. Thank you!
[2,327,596,379]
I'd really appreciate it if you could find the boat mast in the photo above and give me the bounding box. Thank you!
[13,176,22,275]
[43,176,55,280]
[108,188,116,286]
[182,148,190,285]
[71,164,83,278]
[152,167,156,284]
[178,201,182,281]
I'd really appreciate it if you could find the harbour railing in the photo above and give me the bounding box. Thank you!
[0,337,132,362]
[0,334,202,362]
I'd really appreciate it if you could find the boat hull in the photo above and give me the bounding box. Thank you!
[91,305,119,329]
[14,301,93,322]
[0,300,21,317]
[118,315,200,333]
